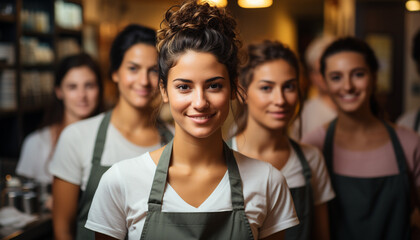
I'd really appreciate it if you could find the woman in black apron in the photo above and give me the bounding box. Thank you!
[302,37,420,240]
[228,40,335,240]
[50,24,173,240]
[86,1,299,240]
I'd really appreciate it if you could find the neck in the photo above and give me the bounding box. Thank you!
[238,117,290,154]
[172,127,225,167]
[111,98,155,130]
[336,107,379,132]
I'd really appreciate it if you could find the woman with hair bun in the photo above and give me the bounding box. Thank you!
[86,1,298,239]
[229,40,334,240]
[49,24,173,240]
[302,37,420,240]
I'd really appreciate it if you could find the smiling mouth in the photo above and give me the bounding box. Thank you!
[188,113,216,119]
[340,93,359,101]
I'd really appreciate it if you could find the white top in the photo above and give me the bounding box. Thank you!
[231,137,335,205]
[86,151,299,240]
[397,109,420,134]
[16,127,53,183]
[49,113,164,191]
[291,97,336,140]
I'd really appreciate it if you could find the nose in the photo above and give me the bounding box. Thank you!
[343,76,354,91]
[138,69,150,86]
[192,88,209,110]
[273,87,285,106]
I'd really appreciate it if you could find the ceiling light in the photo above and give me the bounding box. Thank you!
[406,0,420,11]
[198,0,228,8]
[238,0,273,8]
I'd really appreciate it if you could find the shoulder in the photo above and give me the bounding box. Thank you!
[297,142,324,164]
[397,110,418,129]
[301,126,327,150]
[234,150,285,183]
[22,127,51,146]
[60,113,105,138]
[106,152,155,180]
[395,125,420,151]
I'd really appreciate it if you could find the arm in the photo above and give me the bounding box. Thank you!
[96,232,118,240]
[261,231,285,240]
[313,203,330,240]
[52,177,80,240]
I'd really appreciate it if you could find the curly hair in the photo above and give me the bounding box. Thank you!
[236,40,302,135]
[157,0,242,97]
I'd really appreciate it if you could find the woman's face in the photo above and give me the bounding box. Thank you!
[112,43,159,109]
[161,51,231,139]
[56,66,99,120]
[324,51,374,114]
[246,59,298,131]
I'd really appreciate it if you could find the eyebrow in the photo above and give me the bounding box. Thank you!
[258,79,297,84]
[173,76,225,83]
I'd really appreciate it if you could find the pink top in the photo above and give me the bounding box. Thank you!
[301,125,420,188]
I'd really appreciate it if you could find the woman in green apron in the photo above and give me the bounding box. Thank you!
[49,24,173,240]
[228,40,335,240]
[302,37,420,240]
[86,1,299,239]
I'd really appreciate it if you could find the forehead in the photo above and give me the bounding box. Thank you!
[325,51,367,70]
[123,43,158,63]
[168,50,229,81]
[62,66,96,83]
[252,59,297,81]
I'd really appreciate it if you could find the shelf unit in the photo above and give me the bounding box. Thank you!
[0,0,84,162]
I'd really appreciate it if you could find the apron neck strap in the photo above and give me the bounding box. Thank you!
[414,109,420,132]
[91,111,112,165]
[147,139,246,211]
[382,120,407,174]
[323,118,337,173]
[289,139,311,183]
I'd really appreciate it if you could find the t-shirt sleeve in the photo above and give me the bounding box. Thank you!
[259,166,299,239]
[306,146,335,205]
[85,165,127,239]
[16,134,38,178]
[48,125,84,185]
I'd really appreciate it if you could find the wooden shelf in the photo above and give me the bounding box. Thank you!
[56,27,82,36]
[22,30,53,39]
[22,64,54,70]
[0,62,15,69]
[0,14,16,23]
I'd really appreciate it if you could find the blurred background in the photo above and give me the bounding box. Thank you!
[0,0,419,178]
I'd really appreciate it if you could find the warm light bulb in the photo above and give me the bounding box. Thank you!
[238,0,273,8]
[406,0,420,11]
[198,0,228,8]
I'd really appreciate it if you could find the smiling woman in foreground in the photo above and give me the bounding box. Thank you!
[85,1,299,239]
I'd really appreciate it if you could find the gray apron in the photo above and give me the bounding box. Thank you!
[285,139,314,240]
[324,119,410,240]
[76,111,174,240]
[140,140,254,240]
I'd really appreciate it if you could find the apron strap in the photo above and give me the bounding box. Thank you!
[382,120,408,174]
[147,140,246,211]
[289,139,312,184]
[414,109,420,132]
[91,111,112,165]
[323,118,337,173]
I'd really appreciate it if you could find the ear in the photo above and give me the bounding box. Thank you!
[112,71,119,83]
[159,82,169,103]
[55,87,63,100]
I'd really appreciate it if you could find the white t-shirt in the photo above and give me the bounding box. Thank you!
[16,127,53,183]
[397,109,420,134]
[49,113,164,191]
[86,151,299,239]
[231,137,335,205]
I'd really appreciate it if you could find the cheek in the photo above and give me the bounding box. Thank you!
[285,92,299,106]
[247,91,269,108]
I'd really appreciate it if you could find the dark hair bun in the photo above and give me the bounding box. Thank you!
[157,0,237,51]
